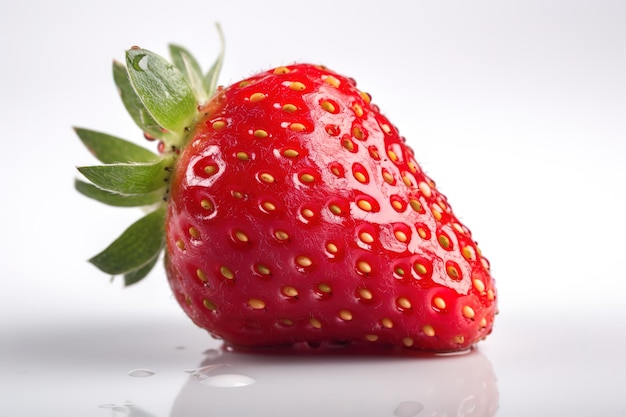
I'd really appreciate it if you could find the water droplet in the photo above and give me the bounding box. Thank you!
[394,401,424,417]
[128,369,155,378]
[199,373,256,388]
[203,348,222,360]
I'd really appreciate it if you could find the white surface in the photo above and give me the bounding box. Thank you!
[1,0,626,415]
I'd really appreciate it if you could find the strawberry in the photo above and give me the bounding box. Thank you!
[76,28,496,352]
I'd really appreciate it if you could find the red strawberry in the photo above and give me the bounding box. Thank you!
[76,29,496,352]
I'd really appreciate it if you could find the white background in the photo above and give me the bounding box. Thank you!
[1,1,625,416]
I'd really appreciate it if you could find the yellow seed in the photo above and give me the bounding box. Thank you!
[296,255,313,267]
[391,200,403,211]
[309,318,322,329]
[432,205,443,220]
[417,227,428,239]
[364,334,378,342]
[359,231,374,244]
[462,246,475,260]
[438,235,451,249]
[176,239,185,251]
[402,175,413,187]
[352,126,364,140]
[249,92,266,102]
[274,230,289,240]
[354,171,367,183]
[220,266,234,280]
[410,199,423,212]
[234,231,249,242]
[301,208,315,218]
[282,103,297,112]
[203,299,216,311]
[274,66,290,75]
[418,181,432,198]
[387,150,398,161]
[283,149,299,158]
[236,151,249,161]
[423,325,436,337]
[394,230,408,242]
[402,337,414,347]
[446,265,459,279]
[381,124,392,134]
[256,264,271,275]
[338,310,353,321]
[342,139,355,151]
[433,297,446,310]
[282,286,299,297]
[383,171,395,184]
[212,120,226,130]
[260,172,275,183]
[358,288,373,300]
[238,80,251,88]
[317,283,332,293]
[321,101,335,113]
[290,122,306,132]
[289,81,306,91]
[248,298,266,310]
[299,173,315,183]
[369,147,380,159]
[262,201,276,212]
[188,227,200,238]
[487,289,495,301]
[359,91,371,104]
[279,318,294,326]
[414,262,427,276]
[196,269,207,282]
[204,165,217,175]
[462,305,476,319]
[326,242,338,254]
[200,199,214,210]
[232,191,244,199]
[253,129,268,138]
[352,104,364,117]
[454,335,465,344]
[357,199,373,212]
[380,318,394,329]
[323,75,340,87]
[473,278,486,293]
[329,204,342,215]
[480,317,488,328]
[357,260,372,274]
[397,296,412,310]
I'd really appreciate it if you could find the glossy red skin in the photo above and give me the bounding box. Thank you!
[165,64,496,352]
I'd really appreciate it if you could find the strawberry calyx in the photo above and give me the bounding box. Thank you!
[76,25,224,285]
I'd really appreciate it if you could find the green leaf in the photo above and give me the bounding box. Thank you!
[169,44,208,103]
[203,23,225,98]
[89,207,166,275]
[74,127,158,164]
[112,61,166,140]
[125,48,197,140]
[75,179,163,207]
[77,157,172,195]
[123,251,161,286]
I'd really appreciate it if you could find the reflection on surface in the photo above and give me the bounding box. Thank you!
[168,347,498,417]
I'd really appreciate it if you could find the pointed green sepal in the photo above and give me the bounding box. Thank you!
[89,207,166,276]
[125,48,197,142]
[77,157,172,195]
[112,61,168,141]
[74,127,158,164]
[203,23,225,98]
[169,44,208,104]
[75,179,163,207]
[123,252,161,286]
